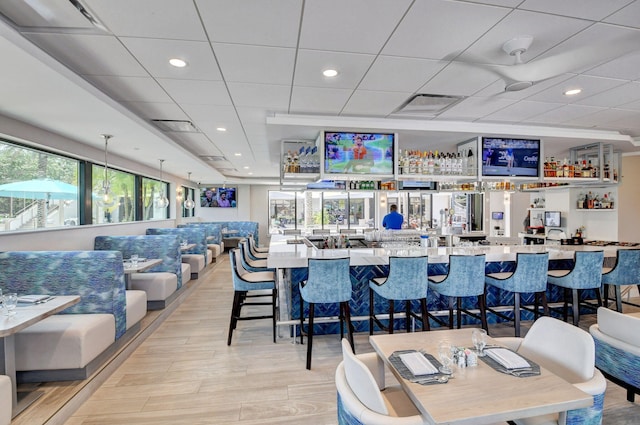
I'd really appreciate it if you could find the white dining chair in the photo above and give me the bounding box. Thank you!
[0,374,11,425]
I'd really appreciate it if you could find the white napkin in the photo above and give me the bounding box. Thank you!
[399,352,438,376]
[17,295,51,303]
[485,348,530,369]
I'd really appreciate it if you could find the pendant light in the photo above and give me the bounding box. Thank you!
[183,172,196,209]
[155,159,170,209]
[97,134,115,207]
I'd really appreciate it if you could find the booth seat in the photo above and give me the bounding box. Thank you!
[146,227,210,279]
[0,250,145,382]
[198,221,259,248]
[95,234,185,310]
[179,223,223,262]
[0,375,10,425]
[590,307,640,402]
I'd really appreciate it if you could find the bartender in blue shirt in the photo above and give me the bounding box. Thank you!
[382,204,404,230]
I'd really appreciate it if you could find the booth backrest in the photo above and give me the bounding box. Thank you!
[0,250,127,339]
[198,221,259,244]
[94,235,184,288]
[146,227,206,256]
[179,223,222,244]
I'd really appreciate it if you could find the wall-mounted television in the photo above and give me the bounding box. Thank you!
[544,210,561,227]
[398,180,438,191]
[481,137,540,178]
[321,131,396,179]
[491,211,504,220]
[200,186,237,208]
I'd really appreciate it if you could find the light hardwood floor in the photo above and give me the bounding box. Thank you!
[12,252,640,424]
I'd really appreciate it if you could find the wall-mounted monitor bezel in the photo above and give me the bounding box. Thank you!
[200,186,237,208]
[480,136,541,179]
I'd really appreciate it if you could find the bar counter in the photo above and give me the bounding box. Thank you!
[267,235,620,335]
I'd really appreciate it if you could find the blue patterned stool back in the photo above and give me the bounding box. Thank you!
[602,249,640,285]
[301,258,352,304]
[374,256,428,300]
[434,254,486,297]
[509,252,549,293]
[550,251,604,290]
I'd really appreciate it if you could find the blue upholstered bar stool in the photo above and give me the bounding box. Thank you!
[602,249,640,312]
[300,258,354,370]
[428,254,488,332]
[369,256,430,334]
[227,249,277,345]
[238,241,272,272]
[248,234,269,254]
[485,252,549,337]
[548,250,604,326]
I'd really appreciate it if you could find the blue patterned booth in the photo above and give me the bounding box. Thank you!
[590,307,640,403]
[146,227,210,278]
[199,221,259,248]
[179,223,223,261]
[0,250,146,382]
[95,235,185,309]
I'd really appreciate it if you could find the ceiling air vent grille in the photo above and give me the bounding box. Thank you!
[152,119,200,132]
[199,155,228,162]
[393,94,466,116]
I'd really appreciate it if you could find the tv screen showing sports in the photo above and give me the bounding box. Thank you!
[481,137,540,178]
[200,187,237,208]
[544,211,561,227]
[323,131,395,177]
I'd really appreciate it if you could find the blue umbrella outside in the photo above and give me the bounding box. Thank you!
[0,178,79,200]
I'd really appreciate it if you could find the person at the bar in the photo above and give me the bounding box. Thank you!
[382,204,403,230]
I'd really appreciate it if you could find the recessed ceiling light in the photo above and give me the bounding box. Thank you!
[564,88,582,96]
[169,58,187,68]
[216,127,227,132]
[248,172,253,175]
[234,153,242,156]
[323,69,338,77]
[243,166,250,169]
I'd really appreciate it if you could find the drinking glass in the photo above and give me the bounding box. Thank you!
[181,239,188,247]
[471,328,487,357]
[4,293,17,316]
[130,254,139,267]
[437,341,454,374]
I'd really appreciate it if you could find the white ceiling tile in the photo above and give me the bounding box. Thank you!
[563,108,639,127]
[290,86,352,114]
[418,62,501,96]
[518,0,635,21]
[583,50,640,81]
[603,0,640,28]
[26,33,147,77]
[213,43,295,85]
[179,104,240,128]
[294,50,376,89]
[121,101,189,120]
[157,79,231,105]
[382,0,510,59]
[226,83,291,109]
[120,38,221,80]
[464,0,522,6]
[342,90,413,116]
[437,96,518,119]
[359,56,447,92]
[299,0,411,54]
[525,104,606,124]
[526,75,627,103]
[196,0,301,47]
[620,99,640,111]
[236,107,273,126]
[84,0,206,40]
[479,100,564,122]
[90,75,173,102]
[171,132,222,156]
[575,82,640,108]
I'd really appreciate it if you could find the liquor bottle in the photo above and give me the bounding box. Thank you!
[603,162,610,180]
[467,148,474,175]
[427,151,435,174]
[433,151,441,175]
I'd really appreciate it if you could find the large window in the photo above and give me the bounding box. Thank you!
[142,177,169,220]
[0,140,79,232]
[92,165,135,224]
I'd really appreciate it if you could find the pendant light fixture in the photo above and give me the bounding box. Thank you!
[155,159,170,209]
[183,172,196,209]
[97,134,116,207]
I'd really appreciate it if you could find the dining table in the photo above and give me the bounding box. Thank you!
[369,328,593,425]
[0,295,81,417]
[123,258,162,289]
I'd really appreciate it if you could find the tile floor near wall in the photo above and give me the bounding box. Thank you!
[16,252,640,425]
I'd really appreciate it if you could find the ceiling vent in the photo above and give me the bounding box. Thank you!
[393,94,466,116]
[0,0,106,31]
[199,155,228,162]
[152,119,200,133]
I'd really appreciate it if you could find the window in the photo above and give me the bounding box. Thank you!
[92,165,135,224]
[0,140,79,232]
[142,177,169,220]
[182,186,196,217]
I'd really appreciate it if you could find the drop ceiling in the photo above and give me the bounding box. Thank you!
[0,0,639,184]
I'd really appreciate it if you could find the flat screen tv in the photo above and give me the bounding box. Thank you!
[322,131,396,178]
[481,137,540,178]
[491,211,504,220]
[200,186,237,208]
[544,210,561,227]
[398,180,438,190]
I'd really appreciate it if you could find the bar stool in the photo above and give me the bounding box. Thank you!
[238,241,272,272]
[485,252,549,337]
[548,250,604,326]
[299,257,354,370]
[369,256,430,334]
[428,254,488,332]
[245,236,268,260]
[227,249,277,345]
[248,234,269,253]
[602,249,640,312]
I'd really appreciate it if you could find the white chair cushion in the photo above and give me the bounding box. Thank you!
[596,306,640,347]
[16,314,115,370]
[126,290,147,330]
[342,339,388,415]
[0,375,11,425]
[181,263,191,283]
[130,272,178,301]
[182,254,205,272]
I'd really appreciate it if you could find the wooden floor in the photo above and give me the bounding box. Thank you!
[11,252,640,424]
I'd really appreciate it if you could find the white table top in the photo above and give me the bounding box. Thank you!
[0,295,81,337]
[123,258,162,274]
[370,329,592,425]
[180,243,196,251]
[266,234,619,269]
